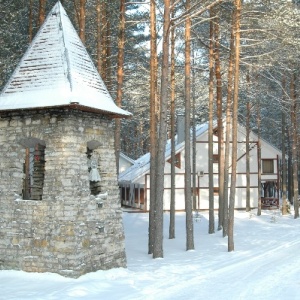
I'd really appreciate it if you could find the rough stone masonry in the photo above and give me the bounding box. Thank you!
[0,108,127,278]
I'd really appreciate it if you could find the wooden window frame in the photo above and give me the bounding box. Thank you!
[213,154,219,164]
[262,159,274,174]
[23,143,46,200]
[213,187,219,195]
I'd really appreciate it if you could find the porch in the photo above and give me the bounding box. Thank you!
[120,183,145,210]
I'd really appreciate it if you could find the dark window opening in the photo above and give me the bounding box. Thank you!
[213,154,219,163]
[22,141,46,200]
[262,181,277,198]
[262,159,274,174]
[213,187,219,195]
[87,141,102,196]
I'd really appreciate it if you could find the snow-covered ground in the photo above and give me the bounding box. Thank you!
[1,209,300,300]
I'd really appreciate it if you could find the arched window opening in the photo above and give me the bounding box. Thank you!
[87,140,102,196]
[20,138,46,200]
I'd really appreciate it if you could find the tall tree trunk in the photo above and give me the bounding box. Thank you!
[106,15,112,90]
[214,7,224,231]
[281,76,288,215]
[246,100,251,212]
[291,72,299,218]
[115,0,126,175]
[192,48,197,211]
[29,0,33,42]
[95,1,111,90]
[96,0,102,75]
[149,0,158,254]
[228,0,241,252]
[38,0,46,27]
[223,13,235,238]
[74,0,87,44]
[208,9,215,235]
[257,100,262,216]
[101,1,107,82]
[287,130,293,204]
[184,0,194,250]
[169,0,176,240]
[153,0,171,259]
[79,0,86,44]
[282,112,288,215]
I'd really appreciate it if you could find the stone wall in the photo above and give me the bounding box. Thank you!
[0,108,126,277]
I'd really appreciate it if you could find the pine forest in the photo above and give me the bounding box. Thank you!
[1,0,300,256]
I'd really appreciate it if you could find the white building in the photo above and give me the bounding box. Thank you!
[119,120,282,211]
[119,152,135,174]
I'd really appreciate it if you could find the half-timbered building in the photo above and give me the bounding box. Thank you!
[119,120,282,211]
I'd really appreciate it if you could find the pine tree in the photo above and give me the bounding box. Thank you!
[184,0,194,250]
[153,0,171,259]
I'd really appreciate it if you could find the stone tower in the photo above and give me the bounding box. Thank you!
[0,1,131,278]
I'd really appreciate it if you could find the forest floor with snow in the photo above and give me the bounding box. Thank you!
[1,208,300,300]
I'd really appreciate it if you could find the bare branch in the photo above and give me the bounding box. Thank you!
[171,0,225,28]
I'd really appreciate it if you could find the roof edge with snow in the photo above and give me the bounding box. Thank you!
[0,1,131,119]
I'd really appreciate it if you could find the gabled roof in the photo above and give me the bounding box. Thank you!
[120,152,135,165]
[0,1,131,118]
[119,122,209,183]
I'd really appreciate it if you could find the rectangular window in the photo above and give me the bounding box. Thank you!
[213,187,219,195]
[262,159,274,174]
[23,143,46,200]
[87,147,101,196]
[213,154,219,164]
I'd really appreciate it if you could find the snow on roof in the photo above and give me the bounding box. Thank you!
[120,152,135,165]
[0,1,131,118]
[119,122,209,183]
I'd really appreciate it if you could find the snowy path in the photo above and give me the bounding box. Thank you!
[122,211,300,300]
[1,210,300,299]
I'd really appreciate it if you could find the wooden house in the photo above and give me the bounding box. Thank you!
[119,120,282,211]
[0,1,131,278]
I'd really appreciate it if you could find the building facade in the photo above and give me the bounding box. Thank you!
[0,1,130,277]
[119,122,282,211]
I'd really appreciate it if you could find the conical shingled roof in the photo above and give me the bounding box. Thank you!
[0,1,131,118]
